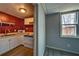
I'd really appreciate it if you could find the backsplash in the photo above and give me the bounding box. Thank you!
[0,11,24,33]
[0,11,33,34]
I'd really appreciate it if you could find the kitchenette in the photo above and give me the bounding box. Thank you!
[0,3,34,55]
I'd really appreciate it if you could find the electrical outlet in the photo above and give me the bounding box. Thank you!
[67,44,71,47]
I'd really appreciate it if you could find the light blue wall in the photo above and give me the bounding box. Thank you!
[38,4,46,56]
[46,13,79,54]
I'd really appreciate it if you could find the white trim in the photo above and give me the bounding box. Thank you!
[61,12,78,24]
[46,45,79,55]
[60,12,78,37]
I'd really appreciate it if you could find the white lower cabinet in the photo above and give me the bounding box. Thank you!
[9,36,24,50]
[13,37,20,48]
[0,39,9,55]
[23,37,33,48]
[0,35,24,55]
[9,38,15,50]
[20,36,24,45]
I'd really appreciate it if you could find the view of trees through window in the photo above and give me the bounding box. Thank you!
[61,12,78,37]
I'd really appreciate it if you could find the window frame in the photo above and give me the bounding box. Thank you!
[60,10,78,38]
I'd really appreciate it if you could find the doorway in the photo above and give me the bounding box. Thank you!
[0,3,35,56]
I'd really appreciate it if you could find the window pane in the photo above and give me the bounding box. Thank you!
[61,13,77,24]
[62,25,76,36]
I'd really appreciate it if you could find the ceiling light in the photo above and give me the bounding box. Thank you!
[19,8,26,13]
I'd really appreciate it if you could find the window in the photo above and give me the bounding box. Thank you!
[61,12,78,37]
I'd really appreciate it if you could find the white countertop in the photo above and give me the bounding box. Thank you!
[0,33,24,40]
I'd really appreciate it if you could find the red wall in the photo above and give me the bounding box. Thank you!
[0,11,24,33]
[24,25,33,32]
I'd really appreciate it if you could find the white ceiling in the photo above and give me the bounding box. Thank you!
[1,3,79,18]
[42,3,79,14]
[0,3,34,19]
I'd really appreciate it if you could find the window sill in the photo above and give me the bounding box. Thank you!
[60,36,79,38]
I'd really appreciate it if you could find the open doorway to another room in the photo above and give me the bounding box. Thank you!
[0,3,35,56]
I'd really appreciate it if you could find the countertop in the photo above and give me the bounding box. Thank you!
[0,32,33,40]
[0,32,24,39]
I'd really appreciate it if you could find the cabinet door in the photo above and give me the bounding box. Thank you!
[23,37,33,48]
[9,38,15,50]
[0,39,9,55]
[16,36,24,45]
[15,36,21,46]
[14,38,19,47]
[9,37,20,50]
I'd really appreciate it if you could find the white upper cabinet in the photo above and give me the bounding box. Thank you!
[24,17,34,25]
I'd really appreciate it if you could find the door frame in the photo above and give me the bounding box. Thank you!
[33,4,38,56]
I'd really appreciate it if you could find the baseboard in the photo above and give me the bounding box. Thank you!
[46,45,79,55]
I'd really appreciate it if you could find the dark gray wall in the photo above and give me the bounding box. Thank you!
[46,13,79,54]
